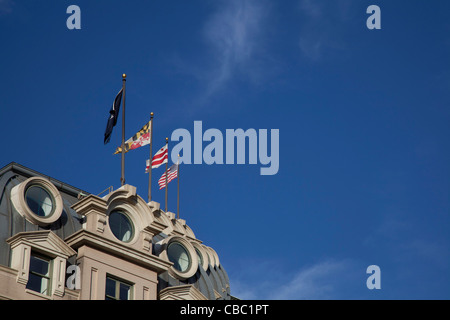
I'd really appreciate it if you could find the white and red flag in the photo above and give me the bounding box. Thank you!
[145,144,168,172]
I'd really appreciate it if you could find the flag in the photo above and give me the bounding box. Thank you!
[114,120,151,154]
[146,144,168,172]
[104,88,123,144]
[158,164,178,189]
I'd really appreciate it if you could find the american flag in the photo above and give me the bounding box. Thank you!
[158,164,178,189]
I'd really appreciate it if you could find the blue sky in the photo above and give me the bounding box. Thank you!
[1,0,449,299]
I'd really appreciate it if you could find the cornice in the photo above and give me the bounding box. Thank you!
[159,284,208,300]
[7,230,76,259]
[65,229,172,274]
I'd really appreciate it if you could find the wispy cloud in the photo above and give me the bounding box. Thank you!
[268,259,356,299]
[230,259,359,300]
[0,0,13,15]
[297,0,354,61]
[167,0,272,107]
[299,0,322,19]
[201,0,270,100]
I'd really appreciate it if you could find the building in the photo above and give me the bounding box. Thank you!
[0,162,232,300]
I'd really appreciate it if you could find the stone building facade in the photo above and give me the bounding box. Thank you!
[0,162,231,300]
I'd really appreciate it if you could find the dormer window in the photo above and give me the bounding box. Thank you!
[109,210,134,243]
[6,230,76,298]
[25,185,54,217]
[167,242,191,273]
[158,236,199,280]
[10,176,63,227]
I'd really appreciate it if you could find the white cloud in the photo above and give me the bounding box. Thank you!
[229,259,358,300]
[268,260,354,299]
[165,0,283,108]
[229,279,259,300]
[201,0,269,98]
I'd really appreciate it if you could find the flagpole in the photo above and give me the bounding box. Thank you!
[148,112,154,202]
[177,154,180,220]
[120,73,127,186]
[165,137,169,212]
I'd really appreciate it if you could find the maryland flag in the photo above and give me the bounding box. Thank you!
[114,120,151,154]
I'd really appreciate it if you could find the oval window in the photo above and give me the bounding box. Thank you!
[167,242,191,273]
[25,185,54,217]
[109,211,134,242]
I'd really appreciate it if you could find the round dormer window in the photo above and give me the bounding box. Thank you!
[10,177,63,227]
[109,211,134,242]
[25,185,54,217]
[159,236,199,280]
[167,242,191,273]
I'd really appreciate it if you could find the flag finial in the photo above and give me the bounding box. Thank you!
[122,73,127,79]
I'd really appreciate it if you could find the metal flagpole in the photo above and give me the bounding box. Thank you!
[177,154,180,220]
[148,112,154,202]
[120,73,127,186]
[165,137,169,212]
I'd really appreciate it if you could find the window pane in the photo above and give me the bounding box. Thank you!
[29,255,50,276]
[26,256,50,296]
[119,283,131,300]
[109,211,134,242]
[26,273,43,293]
[40,277,49,295]
[105,277,116,298]
[25,186,54,217]
[168,242,191,273]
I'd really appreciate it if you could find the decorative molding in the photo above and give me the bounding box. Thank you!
[190,241,209,272]
[71,194,108,217]
[7,230,76,259]
[10,177,64,227]
[65,229,172,274]
[214,290,222,300]
[152,209,173,235]
[202,245,220,268]
[159,285,207,300]
[103,184,136,203]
